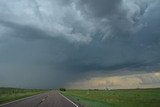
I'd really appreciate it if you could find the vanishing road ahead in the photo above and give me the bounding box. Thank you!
[0,91,82,107]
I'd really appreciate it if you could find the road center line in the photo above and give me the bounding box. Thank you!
[35,96,48,107]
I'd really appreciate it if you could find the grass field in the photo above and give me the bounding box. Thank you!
[0,87,48,104]
[62,88,160,107]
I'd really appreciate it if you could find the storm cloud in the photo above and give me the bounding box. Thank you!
[0,0,160,88]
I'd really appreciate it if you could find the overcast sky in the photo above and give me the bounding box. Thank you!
[0,0,160,89]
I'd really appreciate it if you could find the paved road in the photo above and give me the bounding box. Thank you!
[0,91,82,107]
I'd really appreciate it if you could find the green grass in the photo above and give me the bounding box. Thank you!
[0,87,48,104]
[62,88,160,107]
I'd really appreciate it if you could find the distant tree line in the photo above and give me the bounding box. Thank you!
[59,88,66,91]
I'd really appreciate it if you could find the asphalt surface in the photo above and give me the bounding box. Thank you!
[0,91,82,107]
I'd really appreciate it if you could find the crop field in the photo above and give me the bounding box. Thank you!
[0,87,47,104]
[62,88,160,107]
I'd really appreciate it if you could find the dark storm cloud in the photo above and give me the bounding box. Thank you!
[0,19,51,40]
[77,0,122,17]
[77,0,148,37]
[0,0,160,88]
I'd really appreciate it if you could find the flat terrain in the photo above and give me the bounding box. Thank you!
[62,88,160,107]
[1,88,160,107]
[0,90,81,107]
[0,88,47,104]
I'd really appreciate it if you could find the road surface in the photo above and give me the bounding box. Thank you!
[0,91,82,107]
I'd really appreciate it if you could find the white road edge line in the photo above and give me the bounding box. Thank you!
[0,92,49,107]
[58,92,79,107]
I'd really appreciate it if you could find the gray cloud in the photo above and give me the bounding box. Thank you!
[0,20,51,40]
[0,0,160,88]
[77,0,122,17]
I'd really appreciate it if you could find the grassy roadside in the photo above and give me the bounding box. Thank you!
[0,87,48,104]
[62,94,114,107]
[61,88,160,107]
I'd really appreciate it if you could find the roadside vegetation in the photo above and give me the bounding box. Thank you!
[0,87,48,104]
[62,88,160,107]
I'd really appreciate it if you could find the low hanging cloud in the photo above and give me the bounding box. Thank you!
[68,72,160,89]
[0,0,160,88]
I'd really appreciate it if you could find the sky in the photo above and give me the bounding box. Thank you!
[0,0,160,89]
